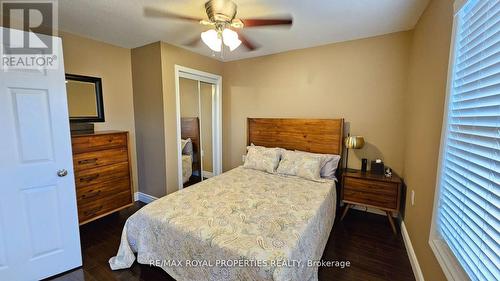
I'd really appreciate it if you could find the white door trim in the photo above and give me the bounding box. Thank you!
[174,65,222,190]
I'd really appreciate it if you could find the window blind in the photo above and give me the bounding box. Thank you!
[437,0,500,280]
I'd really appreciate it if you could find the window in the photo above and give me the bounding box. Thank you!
[430,0,500,281]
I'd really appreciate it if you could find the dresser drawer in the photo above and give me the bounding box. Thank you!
[76,177,130,205]
[73,147,128,172]
[78,190,132,223]
[75,162,129,188]
[344,177,398,196]
[72,133,127,153]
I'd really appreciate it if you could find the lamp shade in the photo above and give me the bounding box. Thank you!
[345,136,365,149]
[222,28,241,51]
[201,29,222,52]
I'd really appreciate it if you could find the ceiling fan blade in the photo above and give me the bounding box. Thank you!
[184,36,201,47]
[236,31,258,51]
[144,7,203,22]
[240,16,293,27]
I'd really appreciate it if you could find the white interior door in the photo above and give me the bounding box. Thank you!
[0,30,82,280]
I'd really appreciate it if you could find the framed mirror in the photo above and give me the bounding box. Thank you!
[66,74,105,122]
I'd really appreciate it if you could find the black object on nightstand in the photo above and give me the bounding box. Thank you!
[361,158,368,172]
[370,160,385,175]
[340,169,403,234]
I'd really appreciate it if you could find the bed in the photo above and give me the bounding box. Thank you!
[110,118,344,281]
[181,154,193,184]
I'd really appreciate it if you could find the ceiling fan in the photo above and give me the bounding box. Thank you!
[144,0,293,52]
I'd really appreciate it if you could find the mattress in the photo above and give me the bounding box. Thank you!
[109,166,336,281]
[182,154,193,184]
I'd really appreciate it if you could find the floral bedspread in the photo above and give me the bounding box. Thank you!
[182,155,192,184]
[109,166,336,281]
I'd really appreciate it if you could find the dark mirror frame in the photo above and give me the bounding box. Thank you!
[66,74,105,123]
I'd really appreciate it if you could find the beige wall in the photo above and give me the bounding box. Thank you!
[160,42,223,195]
[403,0,453,280]
[223,32,412,174]
[131,42,166,198]
[60,32,139,193]
[130,42,222,197]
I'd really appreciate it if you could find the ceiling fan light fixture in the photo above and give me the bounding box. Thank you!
[145,0,294,53]
[201,29,222,52]
[222,28,241,51]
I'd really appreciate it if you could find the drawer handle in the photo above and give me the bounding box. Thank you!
[84,206,103,216]
[80,174,99,183]
[81,190,101,200]
[78,158,98,165]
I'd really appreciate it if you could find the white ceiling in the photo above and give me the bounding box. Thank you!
[59,0,429,62]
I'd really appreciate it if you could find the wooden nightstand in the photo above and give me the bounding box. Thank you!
[340,170,403,234]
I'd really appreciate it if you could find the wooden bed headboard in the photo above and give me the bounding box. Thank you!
[247,118,344,155]
[181,117,201,173]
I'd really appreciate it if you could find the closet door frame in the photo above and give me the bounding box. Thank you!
[174,65,222,190]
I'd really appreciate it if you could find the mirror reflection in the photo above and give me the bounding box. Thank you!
[67,80,98,116]
[179,78,215,187]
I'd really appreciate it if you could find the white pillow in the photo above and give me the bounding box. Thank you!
[181,138,193,155]
[294,150,341,179]
[277,150,323,181]
[243,146,282,173]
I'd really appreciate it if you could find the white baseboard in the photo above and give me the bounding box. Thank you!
[401,221,425,281]
[202,170,214,178]
[134,192,158,204]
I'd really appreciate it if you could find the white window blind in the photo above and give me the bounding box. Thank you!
[437,0,500,280]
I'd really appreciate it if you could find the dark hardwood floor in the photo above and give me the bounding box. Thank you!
[47,203,415,281]
[183,175,202,188]
[319,210,415,281]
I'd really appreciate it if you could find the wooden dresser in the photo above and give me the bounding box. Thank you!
[71,131,133,225]
[341,170,403,234]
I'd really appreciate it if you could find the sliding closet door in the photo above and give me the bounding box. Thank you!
[179,77,202,186]
[175,65,222,189]
[200,82,214,178]
[178,77,218,187]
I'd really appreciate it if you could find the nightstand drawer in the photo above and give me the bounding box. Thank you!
[344,177,398,196]
[343,189,397,210]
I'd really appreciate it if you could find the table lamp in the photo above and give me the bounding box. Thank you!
[344,135,365,172]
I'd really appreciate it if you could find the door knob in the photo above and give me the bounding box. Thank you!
[57,169,68,177]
